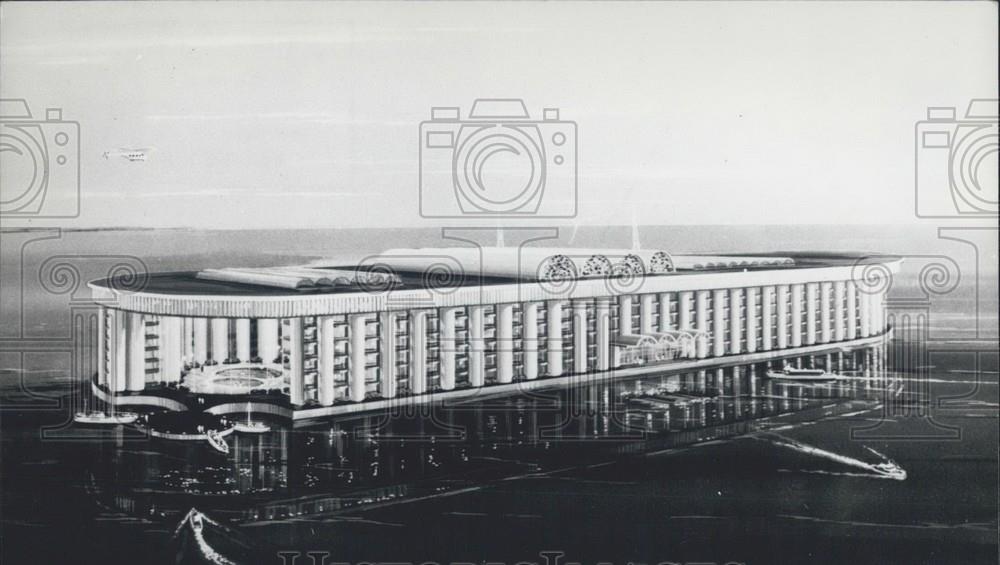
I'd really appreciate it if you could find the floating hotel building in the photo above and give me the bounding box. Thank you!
[88,248,899,420]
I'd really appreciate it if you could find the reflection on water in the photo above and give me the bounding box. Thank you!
[3,338,997,565]
[88,347,892,524]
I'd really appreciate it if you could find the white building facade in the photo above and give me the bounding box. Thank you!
[89,253,899,415]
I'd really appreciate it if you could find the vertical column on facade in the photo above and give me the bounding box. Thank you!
[111,309,127,392]
[679,291,694,331]
[790,284,804,347]
[872,291,885,335]
[776,285,789,349]
[881,291,888,333]
[546,300,565,377]
[658,292,673,332]
[107,313,125,390]
[127,312,145,391]
[834,281,846,341]
[153,315,167,382]
[846,282,858,340]
[97,306,107,387]
[695,290,710,359]
[523,302,540,380]
[596,298,612,370]
[869,292,877,335]
[236,318,252,362]
[379,311,397,399]
[820,282,833,344]
[318,316,337,406]
[149,316,162,383]
[805,282,819,345]
[573,300,589,373]
[859,288,871,337]
[640,294,655,335]
[257,319,279,364]
[496,304,514,384]
[761,286,775,351]
[286,318,304,405]
[745,287,758,353]
[438,307,457,391]
[182,317,194,365]
[712,289,727,357]
[410,310,428,393]
[619,295,634,335]
[211,318,229,363]
[468,305,485,388]
[876,291,885,336]
[193,318,209,364]
[871,292,883,335]
[729,288,743,355]
[160,316,182,383]
[349,314,368,402]
[880,291,888,334]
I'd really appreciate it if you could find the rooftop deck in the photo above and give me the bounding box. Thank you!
[90,251,896,298]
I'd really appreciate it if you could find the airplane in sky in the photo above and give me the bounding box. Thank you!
[102,147,153,162]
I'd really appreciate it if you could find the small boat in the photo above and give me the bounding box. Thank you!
[205,430,229,454]
[766,365,839,382]
[234,421,270,434]
[190,511,204,532]
[74,410,139,425]
[871,461,907,481]
[865,447,907,480]
[233,402,270,434]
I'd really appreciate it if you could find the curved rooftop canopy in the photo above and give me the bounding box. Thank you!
[195,249,799,290]
[673,256,795,270]
[366,248,795,281]
[197,266,400,290]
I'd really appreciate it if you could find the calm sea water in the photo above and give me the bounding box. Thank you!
[1,227,997,565]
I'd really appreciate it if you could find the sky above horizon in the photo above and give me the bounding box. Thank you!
[1,2,997,229]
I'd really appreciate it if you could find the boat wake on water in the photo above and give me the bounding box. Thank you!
[776,469,891,479]
[174,509,238,565]
[173,508,268,565]
[753,433,907,481]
